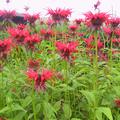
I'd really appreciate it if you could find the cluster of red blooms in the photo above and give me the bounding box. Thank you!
[24,13,40,24]
[84,35,103,49]
[40,29,54,40]
[8,27,30,45]
[26,68,53,91]
[8,27,40,50]
[83,35,109,62]
[47,8,72,23]
[55,41,78,61]
[84,12,109,30]
[0,10,16,22]
[103,17,120,39]
[0,39,12,60]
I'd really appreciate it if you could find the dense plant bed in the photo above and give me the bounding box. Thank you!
[0,8,120,120]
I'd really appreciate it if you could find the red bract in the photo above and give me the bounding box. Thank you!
[47,8,72,23]
[26,69,53,91]
[114,99,120,108]
[0,10,16,21]
[69,25,78,31]
[8,28,29,45]
[24,13,39,24]
[24,34,40,50]
[0,39,12,60]
[56,41,78,61]
[84,12,109,30]
[26,69,38,80]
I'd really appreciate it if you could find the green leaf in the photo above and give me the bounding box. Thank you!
[0,106,9,114]
[13,111,26,120]
[11,104,26,112]
[95,109,102,120]
[43,101,56,119]
[81,91,95,105]
[63,103,72,119]
[97,107,113,120]
[22,96,32,108]
[71,118,81,120]
[53,100,61,112]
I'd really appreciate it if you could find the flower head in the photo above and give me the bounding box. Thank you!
[109,17,120,28]
[0,10,16,21]
[84,11,109,29]
[0,39,12,60]
[69,25,78,31]
[26,69,53,91]
[56,41,78,61]
[47,8,72,23]
[75,18,83,25]
[24,13,39,24]
[8,28,29,45]
[24,34,40,50]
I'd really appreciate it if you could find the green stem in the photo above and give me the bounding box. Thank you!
[93,31,98,90]
[31,80,37,120]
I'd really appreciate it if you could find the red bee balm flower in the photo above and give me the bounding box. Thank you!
[0,39,12,60]
[56,41,78,61]
[24,13,39,24]
[26,69,53,91]
[69,25,78,31]
[0,10,16,21]
[84,12,109,29]
[114,99,120,108]
[8,28,30,45]
[47,8,72,23]
[24,34,40,50]
[40,29,54,40]
[75,19,83,25]
[109,17,120,28]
